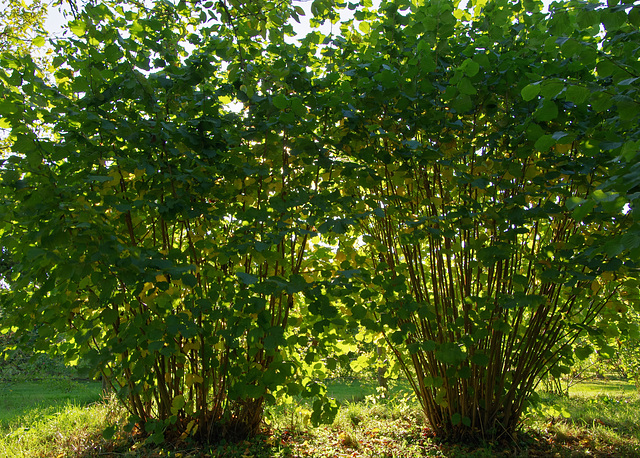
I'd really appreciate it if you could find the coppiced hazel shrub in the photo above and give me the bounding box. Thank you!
[1,0,639,445]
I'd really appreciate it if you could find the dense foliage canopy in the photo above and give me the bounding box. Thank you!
[1,0,639,444]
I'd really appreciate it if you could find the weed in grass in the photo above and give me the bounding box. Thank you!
[343,401,366,428]
[263,395,313,439]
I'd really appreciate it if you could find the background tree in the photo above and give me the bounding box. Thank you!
[0,0,48,282]
[0,0,46,54]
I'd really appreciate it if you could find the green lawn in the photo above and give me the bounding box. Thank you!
[569,378,638,397]
[0,378,102,431]
[324,376,411,403]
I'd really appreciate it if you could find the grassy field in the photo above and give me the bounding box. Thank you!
[569,379,639,397]
[0,378,102,428]
[1,376,639,457]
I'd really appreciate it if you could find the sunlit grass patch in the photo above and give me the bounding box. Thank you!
[324,376,413,404]
[525,392,640,457]
[0,399,122,458]
[0,379,102,430]
[569,378,638,397]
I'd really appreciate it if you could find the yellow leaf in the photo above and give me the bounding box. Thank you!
[453,9,468,20]
[183,340,201,352]
[601,271,614,282]
[555,143,572,154]
[171,395,185,415]
[185,373,204,386]
[430,197,443,207]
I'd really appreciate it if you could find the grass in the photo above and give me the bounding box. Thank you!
[569,378,638,397]
[0,378,102,429]
[524,390,640,457]
[0,400,120,458]
[0,378,106,458]
[324,377,412,403]
[1,376,640,457]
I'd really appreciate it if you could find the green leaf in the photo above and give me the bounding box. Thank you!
[541,80,565,99]
[566,196,585,210]
[237,272,259,285]
[461,58,480,77]
[435,342,467,365]
[170,395,185,415]
[452,94,472,113]
[574,345,593,361]
[572,199,596,221]
[557,38,582,58]
[182,273,197,288]
[272,94,289,109]
[422,340,437,352]
[629,6,640,27]
[100,308,119,325]
[102,424,117,440]
[590,92,612,112]
[617,77,638,87]
[32,36,45,47]
[621,141,639,161]
[69,20,86,37]
[457,77,477,95]
[601,9,627,31]
[285,274,308,294]
[564,85,590,104]
[534,100,558,121]
[521,83,540,101]
[471,352,489,367]
[534,135,556,152]
[311,397,340,426]
[549,10,570,36]
[618,99,638,121]
[291,97,306,117]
